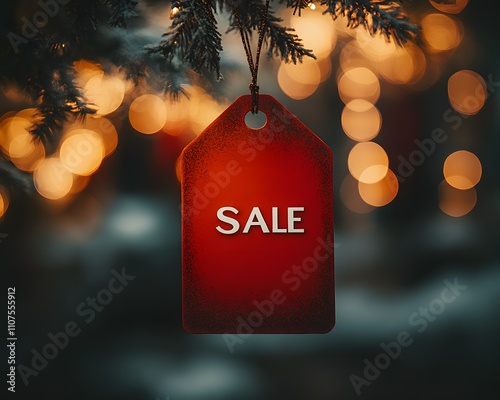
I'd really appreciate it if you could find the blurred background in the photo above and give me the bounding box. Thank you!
[1,0,500,399]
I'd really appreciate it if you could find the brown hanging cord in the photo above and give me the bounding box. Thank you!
[232,0,271,114]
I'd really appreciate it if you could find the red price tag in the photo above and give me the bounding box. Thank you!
[182,95,334,334]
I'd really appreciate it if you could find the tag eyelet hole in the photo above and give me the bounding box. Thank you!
[245,111,267,130]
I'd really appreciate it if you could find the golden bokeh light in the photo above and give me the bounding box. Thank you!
[170,6,180,19]
[0,117,31,155]
[340,41,372,72]
[85,118,118,157]
[340,174,374,213]
[15,108,38,121]
[439,180,476,217]
[164,95,191,135]
[74,59,103,87]
[358,169,399,207]
[334,15,358,38]
[356,29,396,61]
[429,0,468,14]
[421,14,462,53]
[187,86,228,134]
[84,73,125,116]
[278,63,320,100]
[64,118,118,157]
[9,130,46,172]
[337,67,380,104]
[290,10,336,59]
[129,94,168,134]
[317,57,332,83]
[443,150,482,190]
[60,129,105,176]
[348,142,389,183]
[8,129,36,159]
[0,188,9,218]
[448,70,486,115]
[281,58,321,85]
[404,43,427,85]
[0,111,17,124]
[1,110,45,170]
[34,158,74,200]
[378,49,413,84]
[377,43,426,85]
[341,100,381,142]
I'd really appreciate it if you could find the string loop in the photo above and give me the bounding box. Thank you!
[233,0,271,114]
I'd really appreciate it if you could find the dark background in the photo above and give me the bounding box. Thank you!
[2,1,500,399]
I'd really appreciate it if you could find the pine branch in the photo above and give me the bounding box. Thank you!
[265,10,316,62]
[105,0,139,28]
[125,56,190,98]
[58,65,97,117]
[228,0,316,63]
[65,0,101,44]
[279,0,310,15]
[147,0,222,81]
[27,60,96,148]
[319,0,419,45]
[0,158,34,194]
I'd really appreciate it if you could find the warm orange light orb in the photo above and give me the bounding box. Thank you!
[278,63,320,100]
[60,129,105,176]
[439,180,476,217]
[290,10,336,59]
[341,100,381,142]
[358,169,399,207]
[443,150,482,190]
[422,14,462,53]
[448,70,486,115]
[129,94,168,134]
[338,67,380,104]
[429,0,468,14]
[377,44,427,85]
[0,117,31,155]
[340,174,374,214]
[85,74,125,116]
[356,29,396,61]
[8,130,46,172]
[348,142,389,183]
[34,158,74,200]
[74,59,103,86]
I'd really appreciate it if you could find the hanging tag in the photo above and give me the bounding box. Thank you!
[181,95,334,334]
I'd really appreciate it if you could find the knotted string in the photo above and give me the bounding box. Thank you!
[233,0,271,114]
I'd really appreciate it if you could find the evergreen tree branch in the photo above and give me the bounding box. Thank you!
[105,0,139,27]
[279,0,310,15]
[0,158,34,194]
[319,0,419,44]
[227,0,316,63]
[146,0,222,81]
[65,0,101,44]
[265,9,316,62]
[27,57,96,148]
